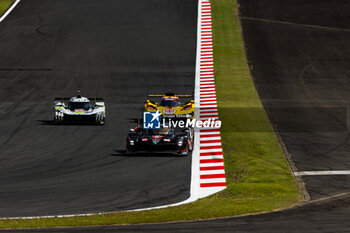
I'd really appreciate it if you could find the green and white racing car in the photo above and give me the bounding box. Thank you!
[53,94,105,125]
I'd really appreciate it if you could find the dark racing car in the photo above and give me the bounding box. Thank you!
[126,125,194,155]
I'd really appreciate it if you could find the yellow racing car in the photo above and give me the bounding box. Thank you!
[144,91,194,119]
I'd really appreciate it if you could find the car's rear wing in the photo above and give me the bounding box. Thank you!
[147,95,193,98]
[54,97,104,101]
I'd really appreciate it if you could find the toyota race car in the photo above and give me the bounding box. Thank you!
[53,94,105,125]
[126,125,194,155]
[144,90,194,119]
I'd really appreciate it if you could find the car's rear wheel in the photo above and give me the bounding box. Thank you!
[126,148,135,154]
[185,128,194,152]
[188,139,193,152]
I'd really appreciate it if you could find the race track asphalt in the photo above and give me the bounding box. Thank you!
[2,0,350,232]
[239,0,350,200]
[0,0,197,217]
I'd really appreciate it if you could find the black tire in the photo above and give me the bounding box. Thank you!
[178,148,189,156]
[96,116,105,125]
[188,140,193,152]
[126,149,135,155]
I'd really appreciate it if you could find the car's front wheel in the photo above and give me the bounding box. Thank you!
[178,147,189,156]
[96,113,105,125]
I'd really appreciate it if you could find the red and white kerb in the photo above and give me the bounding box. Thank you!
[197,0,226,191]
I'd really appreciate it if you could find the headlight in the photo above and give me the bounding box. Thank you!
[177,139,183,147]
[129,140,134,146]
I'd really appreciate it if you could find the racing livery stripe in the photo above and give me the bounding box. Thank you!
[196,0,226,193]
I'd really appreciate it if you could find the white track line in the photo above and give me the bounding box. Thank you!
[294,170,350,176]
[0,0,21,23]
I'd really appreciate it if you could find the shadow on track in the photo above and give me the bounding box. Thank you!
[36,120,104,126]
[111,150,186,158]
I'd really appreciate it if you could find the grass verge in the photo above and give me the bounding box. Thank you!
[0,0,302,228]
[0,0,14,16]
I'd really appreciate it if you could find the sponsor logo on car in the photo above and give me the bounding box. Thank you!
[152,139,160,144]
[74,109,85,113]
[152,136,162,144]
[163,108,176,114]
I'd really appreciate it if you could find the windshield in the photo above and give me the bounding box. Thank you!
[145,127,174,135]
[69,102,90,110]
[160,99,179,107]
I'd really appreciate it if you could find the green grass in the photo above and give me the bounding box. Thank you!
[0,0,302,228]
[0,0,14,15]
[212,0,302,207]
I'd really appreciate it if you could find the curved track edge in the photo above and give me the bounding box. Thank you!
[0,0,226,220]
[0,0,20,22]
